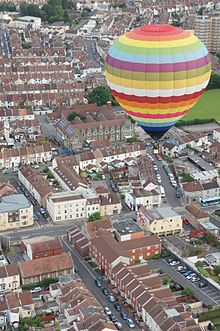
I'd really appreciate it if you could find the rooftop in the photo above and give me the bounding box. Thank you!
[139,206,179,223]
[113,219,143,236]
[0,194,31,213]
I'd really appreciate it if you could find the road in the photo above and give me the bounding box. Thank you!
[61,236,140,331]
[148,151,182,208]
[148,258,220,306]
[0,22,11,58]
[84,39,104,67]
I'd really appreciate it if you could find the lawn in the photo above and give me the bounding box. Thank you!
[183,89,220,121]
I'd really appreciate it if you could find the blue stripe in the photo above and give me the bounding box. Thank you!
[137,120,176,128]
[140,124,172,132]
[108,45,208,65]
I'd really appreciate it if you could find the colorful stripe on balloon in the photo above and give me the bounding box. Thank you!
[105,24,211,136]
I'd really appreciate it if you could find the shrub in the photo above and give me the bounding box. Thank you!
[197,267,210,278]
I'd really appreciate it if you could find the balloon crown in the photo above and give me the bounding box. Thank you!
[139,24,180,33]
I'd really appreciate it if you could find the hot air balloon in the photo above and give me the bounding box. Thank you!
[105,24,211,139]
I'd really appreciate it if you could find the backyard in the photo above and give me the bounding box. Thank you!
[199,308,220,330]
[183,89,220,121]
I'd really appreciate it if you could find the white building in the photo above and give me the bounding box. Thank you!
[0,264,20,292]
[125,189,161,211]
[213,128,220,142]
[46,189,100,222]
[13,16,41,30]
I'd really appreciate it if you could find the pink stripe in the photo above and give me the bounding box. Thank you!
[106,54,210,73]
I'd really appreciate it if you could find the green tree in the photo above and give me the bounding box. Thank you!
[67,111,86,122]
[213,265,220,275]
[0,2,16,11]
[88,212,102,222]
[183,287,194,296]
[162,275,169,285]
[63,10,69,22]
[88,86,118,106]
[207,72,220,90]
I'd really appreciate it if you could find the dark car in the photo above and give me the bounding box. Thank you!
[121,310,127,320]
[110,314,117,323]
[95,279,102,287]
[102,287,110,296]
[114,302,121,311]
[199,282,207,288]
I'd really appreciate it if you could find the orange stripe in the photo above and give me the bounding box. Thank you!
[116,96,200,110]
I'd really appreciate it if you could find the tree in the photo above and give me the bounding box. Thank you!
[88,212,102,222]
[67,111,86,122]
[183,287,194,296]
[162,275,169,285]
[213,265,220,276]
[88,86,118,106]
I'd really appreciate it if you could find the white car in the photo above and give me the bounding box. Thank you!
[104,307,112,315]
[154,165,158,170]
[31,287,41,293]
[171,180,177,188]
[170,260,180,266]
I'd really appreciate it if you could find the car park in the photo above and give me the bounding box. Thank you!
[115,322,123,330]
[95,279,102,287]
[121,311,127,320]
[126,318,135,328]
[104,307,112,315]
[107,294,116,303]
[114,302,121,311]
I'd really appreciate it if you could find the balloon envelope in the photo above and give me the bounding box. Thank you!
[105,24,211,139]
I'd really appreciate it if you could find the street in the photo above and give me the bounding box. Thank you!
[61,236,140,331]
[36,115,57,138]
[0,22,11,58]
[84,39,104,67]
[148,258,220,305]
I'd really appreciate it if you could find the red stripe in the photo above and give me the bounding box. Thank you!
[111,89,205,104]
[126,108,189,119]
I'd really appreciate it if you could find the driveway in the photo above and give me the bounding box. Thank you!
[148,258,220,305]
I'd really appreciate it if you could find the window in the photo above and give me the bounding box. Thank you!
[170,219,172,222]
[161,226,163,230]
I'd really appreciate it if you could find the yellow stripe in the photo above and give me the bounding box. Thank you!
[119,101,197,115]
[132,114,184,123]
[120,34,198,48]
[105,71,210,89]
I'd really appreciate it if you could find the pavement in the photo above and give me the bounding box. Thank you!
[61,236,141,331]
[148,258,220,306]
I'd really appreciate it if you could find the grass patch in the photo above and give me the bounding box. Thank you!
[183,89,220,121]
[21,277,58,291]
[199,308,220,322]
[197,266,210,278]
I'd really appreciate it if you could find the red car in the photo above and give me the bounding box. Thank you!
[183,218,190,225]
[157,155,162,161]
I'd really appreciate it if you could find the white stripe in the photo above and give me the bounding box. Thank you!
[106,79,209,97]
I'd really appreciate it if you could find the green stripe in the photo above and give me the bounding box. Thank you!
[105,63,211,81]
[114,39,203,55]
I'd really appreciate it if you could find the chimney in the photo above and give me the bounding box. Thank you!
[107,101,112,110]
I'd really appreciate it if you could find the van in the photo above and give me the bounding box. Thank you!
[159,186,165,198]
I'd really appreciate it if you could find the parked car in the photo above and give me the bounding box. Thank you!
[115,322,123,330]
[2,170,8,175]
[102,287,110,296]
[170,260,180,266]
[110,314,117,323]
[184,270,193,277]
[199,282,207,288]
[31,287,41,293]
[114,302,121,311]
[121,311,127,320]
[186,273,197,280]
[104,307,112,315]
[183,218,190,225]
[126,318,135,328]
[191,276,201,282]
[107,294,115,303]
[157,155,162,161]
[95,279,102,287]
